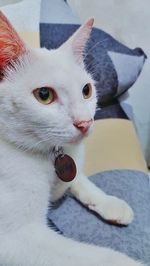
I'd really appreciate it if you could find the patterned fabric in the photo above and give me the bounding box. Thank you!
[48,170,150,265]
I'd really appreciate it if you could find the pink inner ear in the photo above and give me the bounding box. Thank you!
[0,11,26,72]
[72,18,94,63]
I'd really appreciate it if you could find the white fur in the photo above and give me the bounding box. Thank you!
[0,19,145,265]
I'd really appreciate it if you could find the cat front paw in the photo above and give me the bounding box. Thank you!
[88,196,134,225]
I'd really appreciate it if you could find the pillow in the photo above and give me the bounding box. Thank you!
[48,170,150,265]
[40,0,147,107]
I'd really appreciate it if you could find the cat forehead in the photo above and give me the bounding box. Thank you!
[31,48,91,85]
[3,47,92,95]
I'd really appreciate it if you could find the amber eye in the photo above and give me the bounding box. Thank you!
[82,83,92,99]
[33,87,55,105]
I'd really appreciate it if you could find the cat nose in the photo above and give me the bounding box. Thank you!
[73,119,93,134]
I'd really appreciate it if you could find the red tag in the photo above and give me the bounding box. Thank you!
[55,154,77,182]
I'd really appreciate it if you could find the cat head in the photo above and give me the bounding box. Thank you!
[0,12,97,153]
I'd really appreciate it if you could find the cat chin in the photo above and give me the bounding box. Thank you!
[67,132,90,145]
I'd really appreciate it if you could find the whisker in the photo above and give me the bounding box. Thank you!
[28,132,71,152]
[84,60,102,77]
[83,38,109,77]
[23,127,68,135]
[84,38,109,61]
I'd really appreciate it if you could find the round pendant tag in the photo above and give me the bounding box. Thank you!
[55,154,77,182]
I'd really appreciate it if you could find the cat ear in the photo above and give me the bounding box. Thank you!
[0,11,26,78]
[61,18,94,64]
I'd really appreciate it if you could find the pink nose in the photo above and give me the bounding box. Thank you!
[73,119,93,134]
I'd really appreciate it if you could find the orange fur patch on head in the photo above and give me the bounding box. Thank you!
[0,11,26,71]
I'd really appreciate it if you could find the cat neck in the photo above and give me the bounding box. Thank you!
[0,136,48,161]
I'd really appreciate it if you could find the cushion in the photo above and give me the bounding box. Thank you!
[83,120,147,176]
[48,170,150,265]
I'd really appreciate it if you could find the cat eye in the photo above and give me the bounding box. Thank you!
[33,87,55,105]
[82,83,92,99]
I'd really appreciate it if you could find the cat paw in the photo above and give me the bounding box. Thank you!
[88,196,134,225]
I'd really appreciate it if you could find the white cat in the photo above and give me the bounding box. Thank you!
[0,12,144,266]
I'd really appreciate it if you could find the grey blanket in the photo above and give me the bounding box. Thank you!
[48,170,150,265]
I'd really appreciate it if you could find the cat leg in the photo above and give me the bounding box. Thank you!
[0,222,144,266]
[51,178,71,202]
[70,174,134,225]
